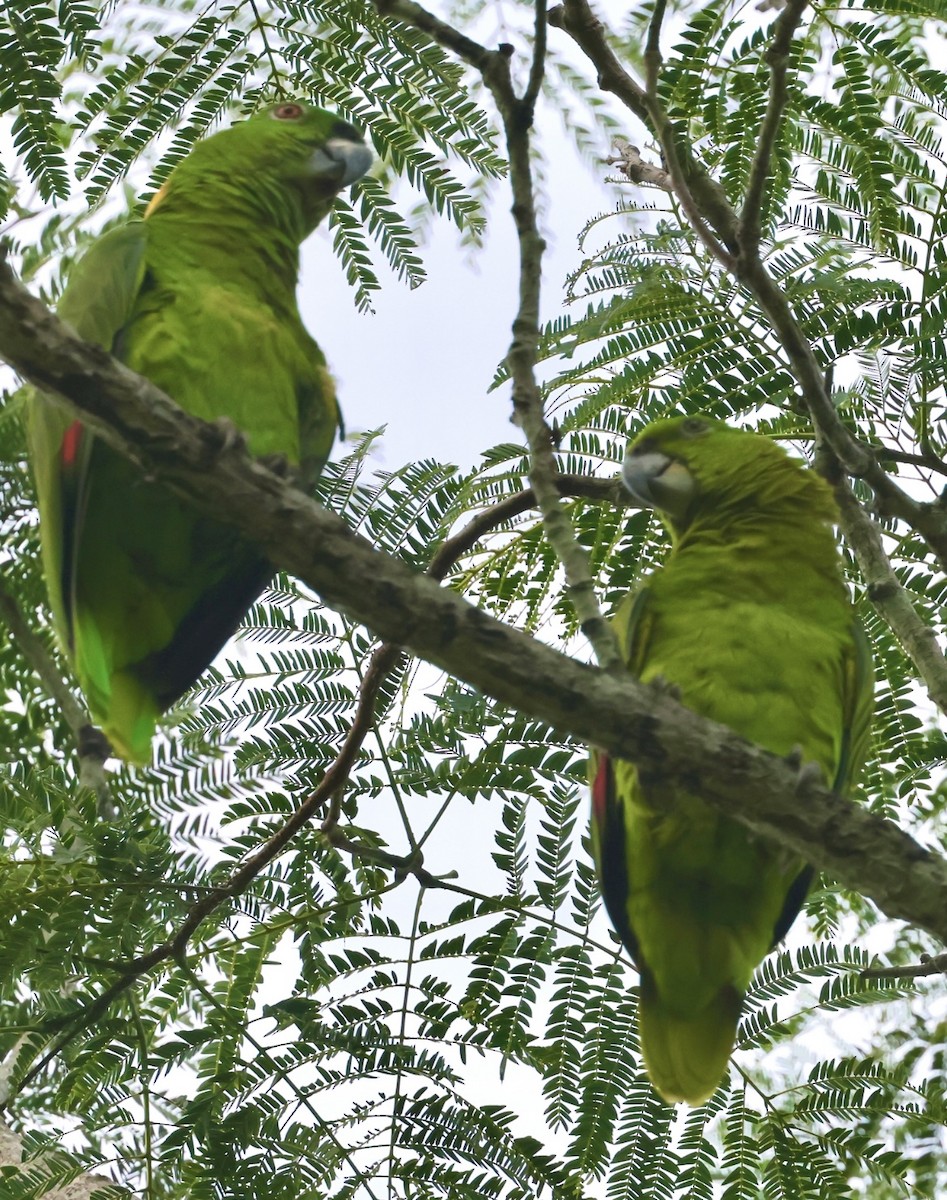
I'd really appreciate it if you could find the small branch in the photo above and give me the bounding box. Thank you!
[319,639,403,833]
[489,58,619,668]
[524,0,546,107]
[372,0,493,70]
[739,0,810,253]
[824,455,947,718]
[862,952,947,980]
[373,0,620,668]
[0,571,114,812]
[547,1,649,122]
[875,445,947,478]
[320,471,623,834]
[607,137,673,191]
[556,0,738,261]
[644,0,668,95]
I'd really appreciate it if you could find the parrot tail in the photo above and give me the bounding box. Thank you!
[638,972,742,1106]
[74,616,159,764]
[100,672,162,764]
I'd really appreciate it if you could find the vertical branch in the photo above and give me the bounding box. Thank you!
[644,0,668,95]
[376,0,619,667]
[738,0,810,251]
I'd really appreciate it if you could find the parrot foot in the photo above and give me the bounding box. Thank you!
[786,745,824,789]
[205,416,248,456]
[649,674,682,701]
[258,452,294,480]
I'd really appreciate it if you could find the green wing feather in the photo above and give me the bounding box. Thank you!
[27,223,149,640]
[590,416,874,1106]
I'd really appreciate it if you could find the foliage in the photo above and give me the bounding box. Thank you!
[1,0,947,1196]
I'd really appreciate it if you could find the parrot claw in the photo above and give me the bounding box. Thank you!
[258,452,295,480]
[206,416,248,454]
[649,674,682,701]
[786,746,824,790]
[784,745,805,770]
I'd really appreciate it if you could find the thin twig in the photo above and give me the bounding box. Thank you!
[739,0,810,252]
[375,0,620,668]
[824,452,947,717]
[247,0,285,93]
[644,0,668,96]
[861,952,947,980]
[0,571,114,812]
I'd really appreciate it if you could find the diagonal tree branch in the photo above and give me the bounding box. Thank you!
[2,252,947,951]
[823,449,947,716]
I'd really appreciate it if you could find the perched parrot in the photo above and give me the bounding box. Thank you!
[589,415,873,1106]
[27,101,372,762]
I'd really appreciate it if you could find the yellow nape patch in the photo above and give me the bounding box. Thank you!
[144,182,170,218]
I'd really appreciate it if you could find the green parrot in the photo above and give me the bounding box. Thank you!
[27,101,372,763]
[589,415,873,1106]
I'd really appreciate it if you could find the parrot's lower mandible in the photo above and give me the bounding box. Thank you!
[28,101,373,762]
[589,415,873,1105]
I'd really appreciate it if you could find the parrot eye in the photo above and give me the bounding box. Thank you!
[273,103,304,121]
[682,417,709,437]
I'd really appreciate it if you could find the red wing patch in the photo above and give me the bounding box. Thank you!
[592,751,614,828]
[61,421,84,468]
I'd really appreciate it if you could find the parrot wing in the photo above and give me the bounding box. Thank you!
[834,618,874,796]
[26,222,149,644]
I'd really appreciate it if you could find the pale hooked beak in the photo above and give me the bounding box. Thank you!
[621,451,696,518]
[311,138,374,186]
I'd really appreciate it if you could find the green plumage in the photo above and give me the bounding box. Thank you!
[589,416,873,1105]
[27,102,372,761]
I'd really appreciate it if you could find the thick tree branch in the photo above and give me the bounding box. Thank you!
[3,256,947,952]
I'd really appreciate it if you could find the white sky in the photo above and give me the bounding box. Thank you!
[300,121,628,472]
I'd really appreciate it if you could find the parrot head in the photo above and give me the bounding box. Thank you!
[621,415,833,536]
[146,100,373,234]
